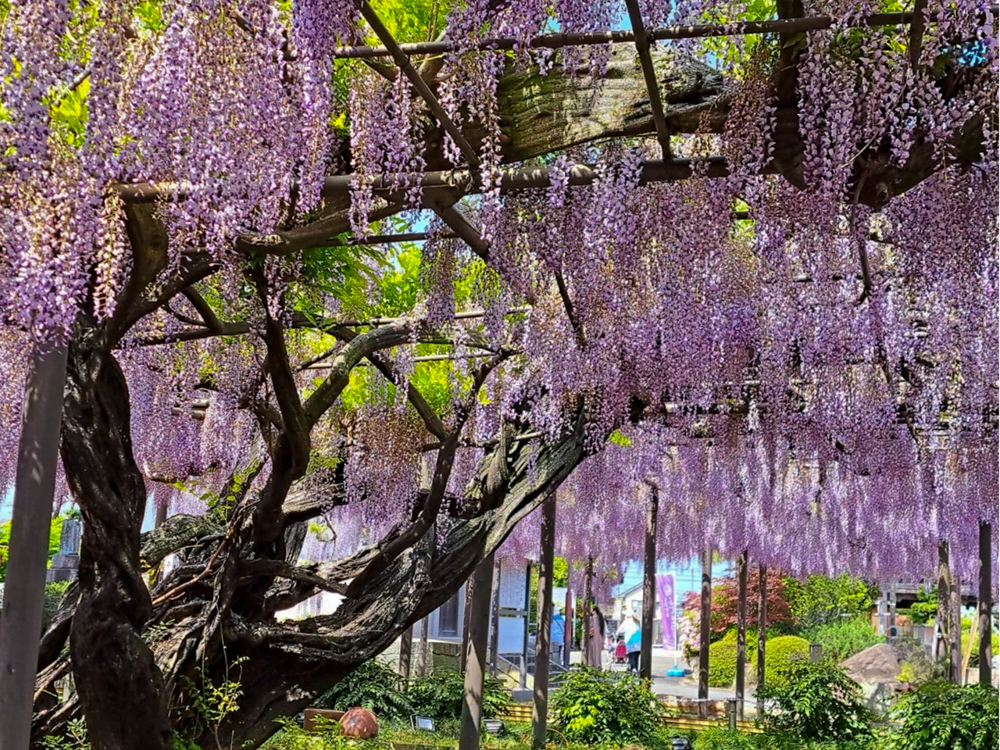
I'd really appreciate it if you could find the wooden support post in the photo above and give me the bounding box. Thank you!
[640,487,659,680]
[582,557,594,666]
[399,626,413,681]
[937,541,953,675]
[533,494,556,750]
[564,588,573,668]
[489,558,502,677]
[461,578,474,673]
[735,550,748,720]
[419,615,430,676]
[0,342,69,750]
[698,546,712,718]
[979,521,993,686]
[520,561,531,690]
[757,564,767,715]
[950,572,962,684]
[459,552,496,750]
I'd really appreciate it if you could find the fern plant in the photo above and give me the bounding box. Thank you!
[316,659,414,722]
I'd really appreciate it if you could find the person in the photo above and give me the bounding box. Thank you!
[616,610,641,674]
[551,609,565,663]
[587,602,606,668]
[614,634,627,664]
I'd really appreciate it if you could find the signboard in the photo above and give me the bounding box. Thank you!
[656,573,675,650]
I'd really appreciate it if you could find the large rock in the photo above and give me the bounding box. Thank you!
[841,643,903,685]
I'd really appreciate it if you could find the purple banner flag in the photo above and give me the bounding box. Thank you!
[656,573,675,649]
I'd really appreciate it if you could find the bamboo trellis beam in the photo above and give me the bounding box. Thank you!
[323,156,737,196]
[334,10,931,59]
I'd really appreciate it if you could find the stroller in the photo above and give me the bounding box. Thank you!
[613,635,627,665]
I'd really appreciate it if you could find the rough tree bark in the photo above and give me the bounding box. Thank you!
[59,333,173,750]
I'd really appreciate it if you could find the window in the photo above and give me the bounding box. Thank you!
[439,591,460,636]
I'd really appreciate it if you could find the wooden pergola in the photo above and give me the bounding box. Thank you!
[0,3,993,750]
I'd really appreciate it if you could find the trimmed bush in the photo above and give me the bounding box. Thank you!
[708,640,738,687]
[761,635,809,684]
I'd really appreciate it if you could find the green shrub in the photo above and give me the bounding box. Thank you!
[889,682,998,750]
[708,641,738,687]
[694,728,758,750]
[315,659,414,722]
[761,635,809,685]
[801,617,881,661]
[757,659,874,744]
[42,580,72,630]
[550,666,661,746]
[694,728,872,750]
[408,670,509,721]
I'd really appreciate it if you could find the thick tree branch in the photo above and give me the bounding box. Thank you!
[330,325,449,441]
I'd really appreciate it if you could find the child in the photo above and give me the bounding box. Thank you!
[614,634,627,665]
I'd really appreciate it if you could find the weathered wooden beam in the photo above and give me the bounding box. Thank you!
[432,204,491,262]
[624,0,671,159]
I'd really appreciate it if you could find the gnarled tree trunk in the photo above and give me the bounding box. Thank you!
[59,330,173,750]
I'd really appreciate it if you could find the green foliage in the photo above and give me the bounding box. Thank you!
[0,514,65,582]
[550,667,662,747]
[40,720,89,750]
[889,682,998,750]
[905,601,938,625]
[175,656,248,750]
[800,617,882,661]
[43,580,72,628]
[408,670,509,721]
[261,717,394,750]
[316,659,414,722]
[757,659,875,744]
[761,635,810,685]
[694,729,873,750]
[960,616,1000,667]
[708,640,738,687]
[367,0,454,44]
[784,574,875,629]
